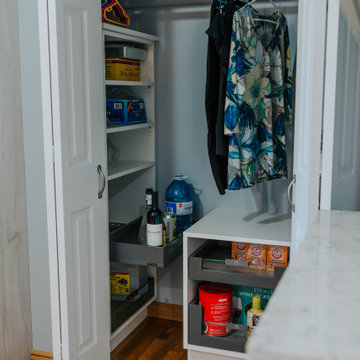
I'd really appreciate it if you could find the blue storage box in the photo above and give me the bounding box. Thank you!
[106,99,146,125]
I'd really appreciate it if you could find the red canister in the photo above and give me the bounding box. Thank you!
[199,283,233,336]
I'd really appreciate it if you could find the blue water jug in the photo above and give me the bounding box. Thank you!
[165,175,193,234]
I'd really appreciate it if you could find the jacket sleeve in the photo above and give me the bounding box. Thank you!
[283,24,293,124]
[224,13,243,135]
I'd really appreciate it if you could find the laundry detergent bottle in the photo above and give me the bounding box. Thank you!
[165,175,193,234]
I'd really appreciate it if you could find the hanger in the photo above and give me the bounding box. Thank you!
[247,0,279,10]
[246,0,279,24]
[217,0,245,15]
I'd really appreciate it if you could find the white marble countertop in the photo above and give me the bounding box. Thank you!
[246,210,360,360]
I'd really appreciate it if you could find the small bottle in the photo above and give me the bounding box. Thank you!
[138,188,153,243]
[247,295,264,331]
[147,191,163,246]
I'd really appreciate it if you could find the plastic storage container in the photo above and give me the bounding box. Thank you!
[165,174,193,234]
[106,98,146,125]
[110,263,148,302]
[199,283,233,336]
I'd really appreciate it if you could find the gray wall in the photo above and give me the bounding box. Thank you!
[127,3,298,304]
[17,0,53,353]
[331,9,360,211]
[0,0,32,358]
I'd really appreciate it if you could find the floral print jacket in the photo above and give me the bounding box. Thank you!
[224,6,292,190]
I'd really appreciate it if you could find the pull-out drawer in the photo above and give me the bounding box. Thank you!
[111,277,155,333]
[189,241,287,289]
[110,217,183,268]
[188,299,247,354]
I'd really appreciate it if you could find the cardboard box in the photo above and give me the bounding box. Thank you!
[267,246,289,271]
[232,285,274,325]
[105,57,140,81]
[231,241,248,261]
[246,243,267,270]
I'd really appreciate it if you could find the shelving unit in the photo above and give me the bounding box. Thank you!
[102,25,179,350]
[183,208,292,359]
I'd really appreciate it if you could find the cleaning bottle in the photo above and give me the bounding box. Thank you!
[165,175,193,234]
[246,295,264,338]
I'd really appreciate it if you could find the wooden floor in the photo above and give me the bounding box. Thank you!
[111,317,187,360]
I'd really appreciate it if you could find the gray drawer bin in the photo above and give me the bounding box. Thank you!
[188,300,247,353]
[189,241,286,289]
[110,217,183,268]
[111,277,154,333]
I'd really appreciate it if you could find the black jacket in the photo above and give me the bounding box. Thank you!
[205,0,246,194]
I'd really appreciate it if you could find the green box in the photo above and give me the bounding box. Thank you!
[232,285,274,325]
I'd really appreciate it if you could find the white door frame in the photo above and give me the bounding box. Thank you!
[290,0,328,254]
[320,0,341,210]
[37,1,62,359]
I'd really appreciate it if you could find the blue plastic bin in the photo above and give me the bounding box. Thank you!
[106,99,146,125]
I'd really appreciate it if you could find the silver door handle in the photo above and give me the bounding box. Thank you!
[287,175,296,212]
[97,165,106,199]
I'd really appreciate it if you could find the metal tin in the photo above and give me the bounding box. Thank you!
[163,214,176,243]
[105,43,147,61]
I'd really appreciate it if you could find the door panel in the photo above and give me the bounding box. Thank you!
[71,207,96,354]
[64,5,91,165]
[48,0,110,359]
[291,0,327,253]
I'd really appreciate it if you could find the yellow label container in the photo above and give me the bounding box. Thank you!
[110,272,130,295]
[105,58,140,81]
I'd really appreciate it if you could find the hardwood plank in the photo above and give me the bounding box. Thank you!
[111,317,187,360]
[148,302,183,322]
[31,356,52,360]
[30,350,53,359]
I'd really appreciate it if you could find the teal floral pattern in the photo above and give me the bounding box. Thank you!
[224,6,292,190]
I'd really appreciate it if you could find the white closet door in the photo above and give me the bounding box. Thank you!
[47,0,110,359]
[290,0,327,253]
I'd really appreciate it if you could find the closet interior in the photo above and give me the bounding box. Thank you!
[106,0,300,357]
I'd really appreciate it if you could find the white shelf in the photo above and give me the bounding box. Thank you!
[185,208,291,247]
[105,80,153,87]
[106,122,154,134]
[103,23,160,44]
[107,160,155,181]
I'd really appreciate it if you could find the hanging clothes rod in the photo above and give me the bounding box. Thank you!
[124,0,298,10]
